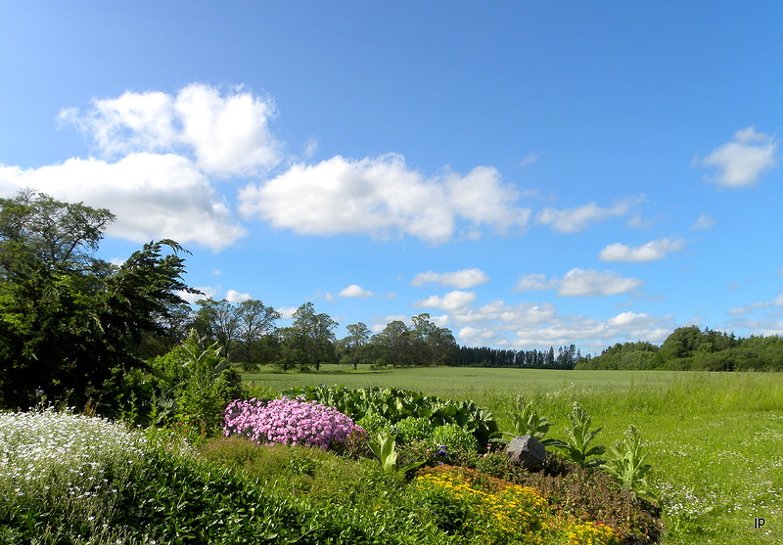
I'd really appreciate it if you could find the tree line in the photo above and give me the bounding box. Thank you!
[454,345,581,370]
[189,298,460,371]
[576,325,783,371]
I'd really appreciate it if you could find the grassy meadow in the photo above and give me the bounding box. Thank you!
[246,366,783,545]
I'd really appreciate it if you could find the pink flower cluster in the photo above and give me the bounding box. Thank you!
[223,397,365,449]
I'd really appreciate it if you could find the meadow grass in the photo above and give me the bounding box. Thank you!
[245,366,783,545]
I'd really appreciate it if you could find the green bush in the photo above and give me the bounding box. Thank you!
[119,330,244,437]
[393,416,433,444]
[431,424,480,465]
[356,411,393,435]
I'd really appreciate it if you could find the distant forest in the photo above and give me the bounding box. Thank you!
[576,325,783,372]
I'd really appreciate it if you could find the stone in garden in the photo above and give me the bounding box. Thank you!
[505,435,547,471]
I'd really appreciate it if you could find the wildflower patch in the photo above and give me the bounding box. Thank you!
[415,465,619,545]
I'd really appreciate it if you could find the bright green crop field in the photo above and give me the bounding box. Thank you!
[245,366,783,545]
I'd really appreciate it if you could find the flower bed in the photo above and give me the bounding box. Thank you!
[223,397,365,450]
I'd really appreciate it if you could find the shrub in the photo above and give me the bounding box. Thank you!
[356,411,393,435]
[430,423,479,465]
[119,330,244,437]
[392,416,433,444]
[223,396,365,450]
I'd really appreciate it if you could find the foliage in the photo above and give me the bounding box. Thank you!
[276,302,338,371]
[456,343,581,369]
[576,326,783,372]
[392,415,433,444]
[367,313,459,367]
[194,298,281,363]
[120,329,244,436]
[555,402,605,468]
[0,190,195,414]
[223,396,365,450]
[367,430,425,473]
[603,425,654,500]
[430,424,480,465]
[355,411,393,435]
[285,384,499,448]
[576,342,662,370]
[504,394,561,446]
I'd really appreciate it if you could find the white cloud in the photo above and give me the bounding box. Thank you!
[446,298,671,350]
[177,286,218,305]
[339,284,374,298]
[277,306,298,319]
[0,154,246,251]
[514,269,641,296]
[226,289,253,303]
[559,268,642,296]
[599,238,685,262]
[514,274,559,292]
[238,154,530,244]
[416,290,476,311]
[699,126,777,187]
[411,268,489,289]
[692,214,716,230]
[63,83,281,177]
[0,83,292,251]
[536,197,642,233]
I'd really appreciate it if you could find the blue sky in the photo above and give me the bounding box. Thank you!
[2,2,783,353]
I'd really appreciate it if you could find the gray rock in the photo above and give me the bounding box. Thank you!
[505,435,547,472]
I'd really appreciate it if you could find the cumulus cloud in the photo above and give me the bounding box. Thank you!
[559,268,642,296]
[698,126,777,187]
[0,83,292,250]
[411,268,489,289]
[238,154,530,244]
[0,154,246,251]
[339,284,374,298]
[536,197,642,233]
[514,274,559,292]
[62,83,281,177]
[599,238,685,262]
[514,269,641,296]
[226,289,253,303]
[448,299,670,350]
[415,290,476,311]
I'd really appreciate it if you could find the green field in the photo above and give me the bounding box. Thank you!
[246,366,783,545]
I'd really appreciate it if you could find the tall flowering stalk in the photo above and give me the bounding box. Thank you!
[223,397,365,450]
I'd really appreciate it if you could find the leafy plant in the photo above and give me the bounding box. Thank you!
[368,431,425,473]
[431,424,479,465]
[504,395,560,446]
[393,416,433,444]
[602,425,654,500]
[556,402,605,468]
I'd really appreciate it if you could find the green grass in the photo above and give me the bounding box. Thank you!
[245,365,783,545]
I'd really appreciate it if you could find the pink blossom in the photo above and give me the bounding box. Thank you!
[223,397,365,450]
